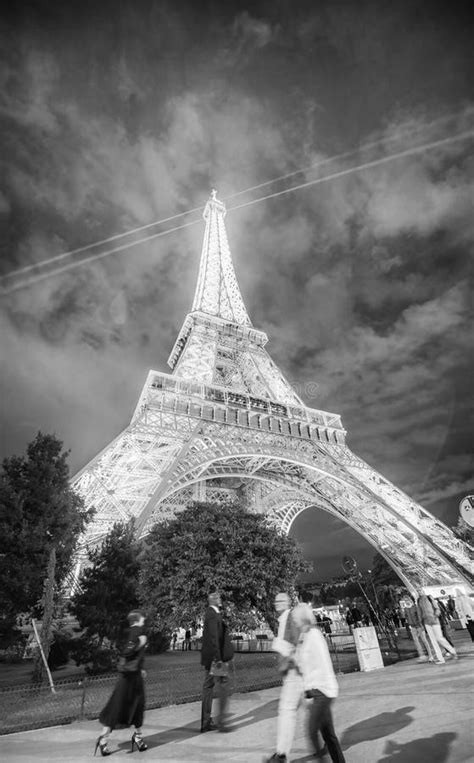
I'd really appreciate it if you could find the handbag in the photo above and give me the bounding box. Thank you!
[210,660,229,677]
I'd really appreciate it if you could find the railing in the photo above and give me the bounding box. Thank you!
[135,369,345,438]
[0,632,416,736]
[0,653,279,736]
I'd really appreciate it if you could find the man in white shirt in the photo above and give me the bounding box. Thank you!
[264,592,316,763]
[293,604,345,762]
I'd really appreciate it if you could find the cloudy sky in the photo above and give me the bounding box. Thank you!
[1,0,473,580]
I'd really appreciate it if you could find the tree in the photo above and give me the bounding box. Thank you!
[0,432,91,674]
[70,521,141,671]
[366,553,407,614]
[369,553,402,588]
[139,501,311,632]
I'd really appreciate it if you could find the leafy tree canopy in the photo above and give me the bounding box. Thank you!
[0,432,91,639]
[139,501,311,632]
[71,521,141,648]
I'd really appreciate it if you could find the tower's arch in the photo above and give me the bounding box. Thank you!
[134,445,471,593]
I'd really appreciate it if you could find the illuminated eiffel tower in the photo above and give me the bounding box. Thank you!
[72,191,473,592]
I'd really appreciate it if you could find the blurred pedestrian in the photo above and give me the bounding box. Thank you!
[293,604,346,762]
[95,610,148,756]
[264,592,319,763]
[404,596,434,662]
[200,591,234,733]
[417,593,458,664]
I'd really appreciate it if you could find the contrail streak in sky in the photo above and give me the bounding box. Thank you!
[227,129,474,213]
[1,127,473,295]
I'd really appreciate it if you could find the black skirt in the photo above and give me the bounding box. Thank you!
[99,672,145,730]
[466,620,474,642]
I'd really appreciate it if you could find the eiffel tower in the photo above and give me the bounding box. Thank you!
[72,190,473,592]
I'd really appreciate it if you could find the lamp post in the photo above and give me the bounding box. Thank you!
[341,556,399,657]
[367,569,380,609]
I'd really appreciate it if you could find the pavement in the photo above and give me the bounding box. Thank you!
[1,647,473,762]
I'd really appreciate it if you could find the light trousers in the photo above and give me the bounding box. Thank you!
[425,623,456,663]
[276,668,304,756]
[410,625,434,659]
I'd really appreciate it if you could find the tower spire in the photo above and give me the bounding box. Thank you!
[191,190,252,326]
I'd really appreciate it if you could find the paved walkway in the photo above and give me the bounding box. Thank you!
[1,651,473,762]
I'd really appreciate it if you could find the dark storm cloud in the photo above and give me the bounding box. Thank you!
[1,0,473,578]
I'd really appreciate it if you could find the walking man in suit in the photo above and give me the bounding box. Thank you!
[200,590,232,733]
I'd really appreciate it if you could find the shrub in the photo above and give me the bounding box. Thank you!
[70,634,119,675]
[47,629,73,670]
[146,629,170,654]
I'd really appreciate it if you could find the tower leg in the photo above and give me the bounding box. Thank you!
[193,480,207,501]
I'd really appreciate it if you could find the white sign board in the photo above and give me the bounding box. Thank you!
[353,626,384,672]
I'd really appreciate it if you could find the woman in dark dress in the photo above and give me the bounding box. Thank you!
[94,610,148,756]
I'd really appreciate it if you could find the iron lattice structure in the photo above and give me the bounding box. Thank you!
[72,191,473,592]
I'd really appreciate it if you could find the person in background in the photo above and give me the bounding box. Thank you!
[95,611,148,757]
[264,592,315,763]
[455,588,474,641]
[417,593,458,664]
[446,595,458,620]
[321,614,333,635]
[433,598,454,646]
[404,596,434,662]
[350,603,362,629]
[293,604,346,762]
[345,609,354,631]
[391,608,401,629]
[184,627,192,651]
[200,591,233,733]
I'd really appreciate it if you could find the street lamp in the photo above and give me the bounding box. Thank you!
[367,569,380,609]
[341,556,399,656]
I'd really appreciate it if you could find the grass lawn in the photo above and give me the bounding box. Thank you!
[0,651,279,735]
[0,649,204,688]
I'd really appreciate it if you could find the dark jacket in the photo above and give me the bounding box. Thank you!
[201,606,223,669]
[118,624,146,673]
[200,606,234,670]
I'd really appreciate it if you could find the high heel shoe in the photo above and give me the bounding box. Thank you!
[94,735,111,757]
[131,731,148,752]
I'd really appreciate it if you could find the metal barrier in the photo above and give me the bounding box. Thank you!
[327,633,359,674]
[0,633,415,735]
[0,653,280,735]
[327,629,415,673]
